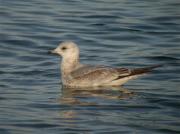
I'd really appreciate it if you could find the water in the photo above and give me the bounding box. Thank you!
[0,0,180,133]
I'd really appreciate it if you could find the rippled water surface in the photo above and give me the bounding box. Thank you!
[1,0,180,133]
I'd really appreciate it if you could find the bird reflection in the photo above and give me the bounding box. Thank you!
[57,86,135,128]
[59,86,135,105]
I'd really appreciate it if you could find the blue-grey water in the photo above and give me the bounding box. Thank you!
[0,0,180,133]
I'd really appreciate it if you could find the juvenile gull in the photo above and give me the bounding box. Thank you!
[50,41,161,88]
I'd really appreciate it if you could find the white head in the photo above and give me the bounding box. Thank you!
[51,41,81,77]
[51,41,80,60]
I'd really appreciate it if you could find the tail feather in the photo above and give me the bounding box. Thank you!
[114,64,162,80]
[130,64,162,76]
[110,64,162,86]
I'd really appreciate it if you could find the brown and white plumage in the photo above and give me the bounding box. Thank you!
[50,41,161,88]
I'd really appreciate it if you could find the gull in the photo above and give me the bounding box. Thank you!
[50,41,161,88]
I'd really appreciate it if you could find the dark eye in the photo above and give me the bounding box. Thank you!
[61,47,67,50]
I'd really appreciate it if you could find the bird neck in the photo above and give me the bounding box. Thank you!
[61,57,80,77]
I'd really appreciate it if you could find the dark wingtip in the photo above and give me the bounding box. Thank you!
[113,64,163,80]
[130,64,163,76]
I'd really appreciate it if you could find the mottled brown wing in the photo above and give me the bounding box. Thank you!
[70,65,105,78]
[70,65,131,83]
[115,68,130,76]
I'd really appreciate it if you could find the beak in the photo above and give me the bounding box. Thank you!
[48,49,57,55]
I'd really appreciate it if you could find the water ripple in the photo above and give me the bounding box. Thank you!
[0,0,180,134]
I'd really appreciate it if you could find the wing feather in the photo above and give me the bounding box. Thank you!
[70,65,131,83]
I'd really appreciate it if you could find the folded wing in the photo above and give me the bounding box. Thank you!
[70,64,161,81]
[70,65,130,84]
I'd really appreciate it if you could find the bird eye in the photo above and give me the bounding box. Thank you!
[61,47,67,50]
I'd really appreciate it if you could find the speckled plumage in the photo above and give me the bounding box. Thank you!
[51,41,160,88]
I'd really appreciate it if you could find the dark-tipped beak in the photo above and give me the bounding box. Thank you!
[48,50,56,55]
